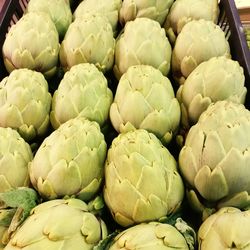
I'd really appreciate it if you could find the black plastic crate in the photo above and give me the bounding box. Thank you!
[0,0,250,106]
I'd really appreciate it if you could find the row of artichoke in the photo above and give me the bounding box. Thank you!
[0,0,250,249]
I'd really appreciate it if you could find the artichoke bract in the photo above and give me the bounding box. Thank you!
[59,14,115,73]
[2,12,60,79]
[73,0,122,33]
[119,0,174,26]
[113,17,172,80]
[177,57,247,128]
[0,69,52,142]
[27,0,72,40]
[109,222,191,250]
[104,129,184,227]
[164,0,219,43]
[110,65,181,145]
[198,207,250,249]
[4,198,108,250]
[29,117,107,201]
[179,101,250,218]
[50,63,113,129]
[0,127,33,193]
[172,19,231,85]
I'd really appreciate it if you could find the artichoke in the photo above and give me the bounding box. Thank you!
[50,63,113,129]
[119,0,174,26]
[4,198,108,250]
[113,17,172,80]
[172,19,231,85]
[2,12,60,79]
[0,127,33,193]
[110,65,181,145]
[73,0,122,33]
[177,57,247,128]
[29,117,107,201]
[179,101,250,219]
[104,129,184,227]
[164,0,219,43]
[108,221,192,250]
[0,69,52,142]
[27,0,72,40]
[198,207,250,249]
[59,13,115,73]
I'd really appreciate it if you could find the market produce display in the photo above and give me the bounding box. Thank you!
[0,0,249,249]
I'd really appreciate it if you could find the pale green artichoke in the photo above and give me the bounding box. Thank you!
[113,17,172,80]
[110,65,180,145]
[104,129,184,227]
[108,221,194,250]
[0,69,52,142]
[172,19,231,85]
[27,0,72,39]
[164,0,219,44]
[0,127,33,193]
[177,57,247,128]
[4,198,108,250]
[59,14,115,73]
[50,63,113,129]
[29,117,107,201]
[179,101,250,219]
[2,12,60,79]
[119,0,174,26]
[73,0,122,33]
[198,207,250,249]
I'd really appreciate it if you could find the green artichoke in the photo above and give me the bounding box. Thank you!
[108,221,192,250]
[29,117,107,201]
[177,57,247,128]
[27,0,72,40]
[2,12,60,79]
[0,69,52,142]
[73,0,122,33]
[113,17,172,80]
[110,65,180,145]
[59,13,115,73]
[104,129,184,227]
[172,19,231,85]
[0,127,33,193]
[179,101,250,219]
[164,0,219,44]
[198,207,250,249]
[4,198,108,250]
[50,63,113,129]
[119,0,174,26]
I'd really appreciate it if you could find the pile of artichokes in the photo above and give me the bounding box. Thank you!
[0,0,249,249]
